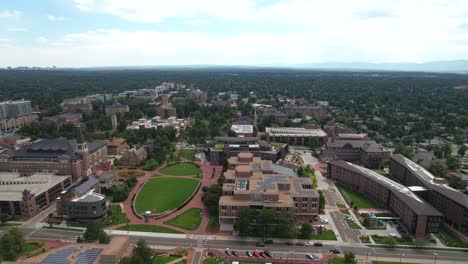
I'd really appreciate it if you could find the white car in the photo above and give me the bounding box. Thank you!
[305,241,314,246]
[387,233,398,238]
[306,253,318,260]
[344,216,355,222]
[320,218,329,224]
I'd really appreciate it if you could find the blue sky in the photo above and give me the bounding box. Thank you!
[1,0,468,67]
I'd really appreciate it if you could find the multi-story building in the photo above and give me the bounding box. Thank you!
[389,154,468,236]
[320,140,391,169]
[230,124,254,137]
[105,138,128,156]
[323,122,356,138]
[187,89,208,102]
[43,112,82,126]
[0,126,108,182]
[328,160,443,237]
[258,108,288,125]
[0,172,72,218]
[119,147,147,167]
[206,136,288,165]
[266,127,328,145]
[156,94,177,118]
[61,97,93,114]
[0,100,37,133]
[283,104,328,119]
[104,104,129,116]
[56,176,107,220]
[219,153,320,231]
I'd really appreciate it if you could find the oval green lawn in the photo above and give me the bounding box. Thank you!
[160,163,202,176]
[135,178,199,214]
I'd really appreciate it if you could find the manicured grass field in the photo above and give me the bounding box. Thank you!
[338,185,381,208]
[153,255,180,264]
[117,224,182,234]
[160,163,202,176]
[328,258,346,264]
[203,257,222,264]
[311,230,338,240]
[347,221,362,229]
[20,242,43,256]
[164,208,202,230]
[180,149,197,161]
[336,203,351,215]
[372,261,421,264]
[135,178,199,213]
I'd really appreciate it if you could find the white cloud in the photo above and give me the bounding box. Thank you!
[47,14,65,21]
[36,36,49,43]
[186,20,209,25]
[74,0,256,23]
[0,10,21,18]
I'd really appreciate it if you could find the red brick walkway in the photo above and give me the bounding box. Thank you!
[111,159,222,234]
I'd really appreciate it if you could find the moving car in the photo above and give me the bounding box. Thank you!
[329,248,342,254]
[306,253,318,260]
[344,216,355,222]
[387,233,398,238]
[264,239,274,244]
[295,242,305,246]
[305,241,314,246]
[286,241,294,246]
[320,218,329,224]
[314,242,323,247]
[224,250,232,256]
[256,242,265,247]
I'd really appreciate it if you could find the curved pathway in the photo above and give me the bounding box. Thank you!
[112,158,222,235]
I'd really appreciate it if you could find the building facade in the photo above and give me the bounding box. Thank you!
[0,100,37,133]
[218,153,319,231]
[389,154,468,236]
[0,127,108,182]
[0,172,72,218]
[43,112,82,125]
[328,160,443,237]
[104,104,129,116]
[320,140,391,169]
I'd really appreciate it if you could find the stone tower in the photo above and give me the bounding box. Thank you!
[75,124,90,177]
[21,189,38,219]
[111,114,118,131]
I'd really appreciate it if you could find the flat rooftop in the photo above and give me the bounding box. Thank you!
[266,127,327,137]
[0,172,71,201]
[231,124,253,134]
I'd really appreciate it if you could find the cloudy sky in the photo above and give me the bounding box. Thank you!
[1,0,468,67]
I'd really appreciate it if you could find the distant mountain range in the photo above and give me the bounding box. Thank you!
[4,60,468,73]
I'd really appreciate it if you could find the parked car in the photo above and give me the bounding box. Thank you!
[295,242,305,246]
[264,251,273,258]
[320,218,329,224]
[314,242,323,247]
[387,233,398,238]
[231,251,239,257]
[305,241,314,246]
[252,251,260,258]
[286,241,294,246]
[246,251,253,257]
[344,216,355,222]
[306,253,318,260]
[264,239,274,244]
[256,242,265,247]
[259,251,267,258]
[329,248,342,254]
[224,250,232,256]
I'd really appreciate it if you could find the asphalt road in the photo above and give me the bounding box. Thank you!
[28,228,468,263]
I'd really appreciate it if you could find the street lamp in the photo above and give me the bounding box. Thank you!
[433,253,439,264]
[365,252,371,264]
[399,253,405,264]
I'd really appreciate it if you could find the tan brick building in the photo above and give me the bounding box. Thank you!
[219,153,320,231]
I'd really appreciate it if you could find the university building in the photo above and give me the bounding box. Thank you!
[0,127,108,182]
[328,160,443,237]
[219,153,320,231]
[266,127,328,145]
[390,154,468,236]
[0,100,38,133]
[320,140,391,169]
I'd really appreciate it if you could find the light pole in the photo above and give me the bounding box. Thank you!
[365,252,371,264]
[399,253,405,264]
[433,253,439,264]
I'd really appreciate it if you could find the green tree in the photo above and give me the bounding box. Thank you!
[446,155,461,171]
[344,251,357,264]
[429,160,448,178]
[382,237,397,247]
[234,208,252,237]
[442,143,452,158]
[318,190,326,211]
[0,214,9,224]
[256,208,276,239]
[133,239,153,263]
[414,237,429,248]
[299,223,313,239]
[458,144,466,157]
[394,143,414,158]
[274,212,297,238]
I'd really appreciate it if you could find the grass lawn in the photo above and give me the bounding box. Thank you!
[20,242,43,256]
[311,230,337,240]
[336,203,350,215]
[164,208,202,230]
[203,257,223,264]
[117,224,182,234]
[180,149,197,161]
[160,163,202,176]
[436,227,468,248]
[347,221,362,229]
[101,204,128,227]
[328,258,346,264]
[338,185,381,208]
[153,255,180,264]
[135,178,199,214]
